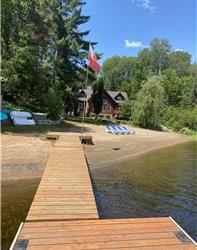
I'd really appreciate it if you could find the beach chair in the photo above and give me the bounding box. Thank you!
[122,126,135,135]
[104,125,112,133]
[117,126,127,134]
[111,125,122,134]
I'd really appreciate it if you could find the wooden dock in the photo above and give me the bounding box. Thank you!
[26,133,98,222]
[10,133,197,250]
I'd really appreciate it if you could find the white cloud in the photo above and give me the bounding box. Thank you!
[125,40,146,48]
[131,0,155,13]
[174,49,184,52]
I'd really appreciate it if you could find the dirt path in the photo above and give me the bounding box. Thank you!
[1,122,193,180]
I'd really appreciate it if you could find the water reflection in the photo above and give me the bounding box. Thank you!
[1,178,40,250]
[91,141,197,240]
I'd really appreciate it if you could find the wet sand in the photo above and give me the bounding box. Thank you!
[80,123,194,168]
[2,134,53,180]
[1,122,193,180]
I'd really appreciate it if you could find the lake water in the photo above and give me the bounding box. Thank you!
[1,178,40,250]
[91,141,197,241]
[1,141,197,249]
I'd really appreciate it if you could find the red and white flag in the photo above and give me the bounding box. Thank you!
[88,44,101,73]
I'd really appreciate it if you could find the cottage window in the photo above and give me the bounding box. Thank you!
[115,93,124,100]
[102,99,111,112]
[78,91,87,98]
[79,102,85,112]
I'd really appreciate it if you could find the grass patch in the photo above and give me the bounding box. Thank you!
[179,127,197,138]
[1,121,74,135]
[67,116,110,126]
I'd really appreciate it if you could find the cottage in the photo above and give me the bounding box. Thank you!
[76,86,128,119]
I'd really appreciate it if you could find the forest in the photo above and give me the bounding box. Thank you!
[1,0,196,135]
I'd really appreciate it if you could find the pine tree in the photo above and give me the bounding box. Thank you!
[39,0,92,118]
[92,78,104,120]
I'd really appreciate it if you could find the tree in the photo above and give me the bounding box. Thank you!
[39,0,92,116]
[47,87,63,120]
[169,50,191,76]
[179,76,196,108]
[102,56,136,91]
[1,0,95,119]
[92,78,104,119]
[149,38,171,74]
[162,69,182,106]
[130,57,152,100]
[132,76,165,129]
[119,100,132,120]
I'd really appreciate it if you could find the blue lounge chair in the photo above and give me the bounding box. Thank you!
[122,126,134,134]
[117,126,127,134]
[111,125,122,134]
[105,125,117,134]
[105,125,112,133]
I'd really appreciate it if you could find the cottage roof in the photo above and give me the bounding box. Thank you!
[78,86,93,101]
[106,91,128,104]
[78,87,128,105]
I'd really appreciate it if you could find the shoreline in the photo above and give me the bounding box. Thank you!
[2,122,195,181]
[88,140,194,170]
[3,138,194,182]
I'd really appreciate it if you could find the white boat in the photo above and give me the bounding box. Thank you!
[10,111,36,126]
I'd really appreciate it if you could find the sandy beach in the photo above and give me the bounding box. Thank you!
[1,121,193,180]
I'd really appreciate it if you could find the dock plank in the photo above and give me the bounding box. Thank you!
[25,133,98,222]
[16,218,196,249]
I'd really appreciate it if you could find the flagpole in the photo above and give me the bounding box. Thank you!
[81,62,89,138]
[81,43,100,140]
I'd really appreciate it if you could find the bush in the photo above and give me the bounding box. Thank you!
[119,100,132,120]
[179,127,197,137]
[47,87,63,120]
[162,106,197,132]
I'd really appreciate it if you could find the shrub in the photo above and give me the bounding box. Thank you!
[162,106,197,132]
[47,87,63,120]
[179,127,197,137]
[119,100,132,120]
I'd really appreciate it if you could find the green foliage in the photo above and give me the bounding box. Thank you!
[162,69,182,106]
[179,76,197,108]
[92,78,104,118]
[169,51,191,76]
[132,76,165,129]
[149,38,171,74]
[102,56,136,91]
[1,0,94,119]
[162,70,196,108]
[119,100,132,120]
[47,87,63,120]
[64,87,75,114]
[136,38,171,75]
[129,58,151,100]
[162,106,197,132]
[179,128,197,137]
[101,38,195,132]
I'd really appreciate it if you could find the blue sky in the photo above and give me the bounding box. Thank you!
[81,0,196,64]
